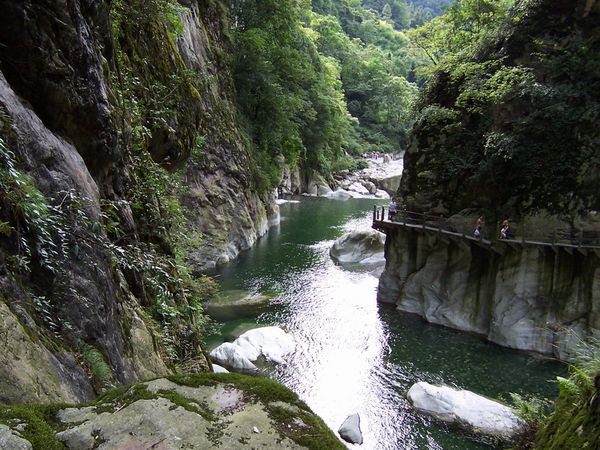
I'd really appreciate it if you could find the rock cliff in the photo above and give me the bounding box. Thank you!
[0,0,277,403]
[378,227,600,360]
[381,0,600,360]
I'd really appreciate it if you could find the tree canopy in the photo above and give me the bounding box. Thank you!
[229,0,422,184]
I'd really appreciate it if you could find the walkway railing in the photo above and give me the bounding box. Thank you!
[373,206,600,249]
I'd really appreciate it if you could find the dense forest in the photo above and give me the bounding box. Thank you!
[229,0,425,187]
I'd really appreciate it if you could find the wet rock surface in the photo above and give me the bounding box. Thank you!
[338,413,363,445]
[203,290,273,320]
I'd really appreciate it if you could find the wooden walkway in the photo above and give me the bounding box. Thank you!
[372,206,600,255]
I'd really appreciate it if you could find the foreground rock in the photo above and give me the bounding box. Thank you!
[210,326,296,371]
[0,374,345,450]
[0,424,32,450]
[407,382,525,443]
[338,413,363,445]
[330,230,386,265]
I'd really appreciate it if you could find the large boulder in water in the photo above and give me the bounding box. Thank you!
[338,413,363,445]
[330,230,386,265]
[210,343,257,372]
[234,327,296,364]
[407,382,525,443]
[306,173,333,196]
[210,326,296,371]
[203,290,273,320]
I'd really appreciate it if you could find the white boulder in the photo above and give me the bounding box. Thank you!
[327,189,353,200]
[347,182,370,195]
[330,230,386,265]
[374,189,390,199]
[209,343,257,372]
[306,173,333,196]
[0,424,32,450]
[212,364,229,373]
[407,382,525,442]
[234,326,296,364]
[338,413,363,445]
[362,181,377,194]
[210,327,296,371]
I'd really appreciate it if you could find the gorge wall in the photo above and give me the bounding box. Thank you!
[381,0,600,361]
[378,227,600,360]
[0,0,277,404]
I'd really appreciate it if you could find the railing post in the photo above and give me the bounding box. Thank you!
[382,206,385,221]
[373,205,377,222]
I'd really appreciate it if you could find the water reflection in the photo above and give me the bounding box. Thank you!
[211,197,564,449]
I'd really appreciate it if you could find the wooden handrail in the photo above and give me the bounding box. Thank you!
[375,206,600,248]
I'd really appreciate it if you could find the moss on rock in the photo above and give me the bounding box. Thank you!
[0,373,344,450]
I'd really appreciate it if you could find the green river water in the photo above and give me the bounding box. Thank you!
[208,196,565,450]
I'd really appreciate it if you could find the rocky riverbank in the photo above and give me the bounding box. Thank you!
[278,155,403,200]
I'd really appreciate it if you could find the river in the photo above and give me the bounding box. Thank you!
[208,196,565,450]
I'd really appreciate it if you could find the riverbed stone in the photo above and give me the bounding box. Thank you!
[330,230,386,265]
[375,189,390,199]
[210,326,295,371]
[347,181,370,196]
[210,342,258,372]
[338,413,363,445]
[0,424,32,450]
[234,326,296,364]
[327,189,353,200]
[306,173,333,196]
[362,181,377,194]
[407,382,525,442]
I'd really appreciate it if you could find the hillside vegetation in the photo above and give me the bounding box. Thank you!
[400,0,600,223]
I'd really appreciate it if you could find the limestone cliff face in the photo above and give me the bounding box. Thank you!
[0,0,276,403]
[378,228,600,360]
[177,1,279,271]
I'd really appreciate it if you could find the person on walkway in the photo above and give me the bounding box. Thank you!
[500,218,513,239]
[474,216,484,238]
[388,199,397,220]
